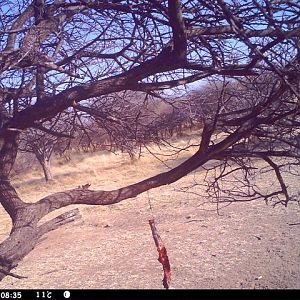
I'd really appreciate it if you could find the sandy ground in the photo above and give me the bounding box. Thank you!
[0,142,300,289]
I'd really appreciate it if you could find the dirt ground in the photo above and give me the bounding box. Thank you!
[0,143,300,289]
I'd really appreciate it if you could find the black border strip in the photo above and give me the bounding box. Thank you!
[0,289,299,300]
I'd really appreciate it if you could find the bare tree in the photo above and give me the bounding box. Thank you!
[0,0,299,281]
[18,114,74,182]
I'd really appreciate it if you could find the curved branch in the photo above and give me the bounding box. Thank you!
[35,148,209,217]
[262,156,290,205]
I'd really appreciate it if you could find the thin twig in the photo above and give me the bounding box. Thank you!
[288,222,300,226]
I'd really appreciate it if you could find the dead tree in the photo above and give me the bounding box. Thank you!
[0,0,299,281]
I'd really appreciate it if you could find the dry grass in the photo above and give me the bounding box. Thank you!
[1,134,300,289]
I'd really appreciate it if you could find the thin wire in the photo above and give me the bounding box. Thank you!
[147,190,155,220]
[132,157,156,220]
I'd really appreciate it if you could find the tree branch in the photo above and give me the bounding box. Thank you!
[186,26,300,39]
[262,156,290,206]
[31,123,75,139]
[37,208,81,236]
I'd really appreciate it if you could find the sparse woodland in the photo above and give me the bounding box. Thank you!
[0,0,300,282]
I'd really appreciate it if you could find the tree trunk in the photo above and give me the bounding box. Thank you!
[33,148,54,182]
[0,180,81,281]
[41,159,53,182]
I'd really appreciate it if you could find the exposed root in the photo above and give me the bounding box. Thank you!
[0,268,27,279]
